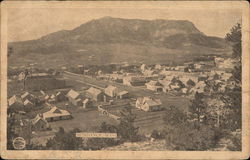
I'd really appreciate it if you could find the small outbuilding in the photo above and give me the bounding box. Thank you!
[82,98,93,109]
[31,114,50,131]
[86,87,104,102]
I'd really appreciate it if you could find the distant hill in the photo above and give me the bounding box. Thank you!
[8,17,232,68]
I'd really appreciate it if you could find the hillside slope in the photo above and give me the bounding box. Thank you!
[8,17,232,67]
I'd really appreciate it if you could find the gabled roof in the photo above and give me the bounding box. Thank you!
[45,95,50,100]
[51,107,62,114]
[66,89,80,99]
[8,95,22,106]
[21,92,30,99]
[117,90,129,96]
[143,69,156,75]
[86,87,102,96]
[40,90,46,95]
[50,94,55,99]
[31,114,47,125]
[24,99,33,106]
[56,91,62,96]
[137,96,162,107]
[105,85,117,92]
[207,98,225,107]
[43,106,71,119]
[146,80,162,86]
[158,80,171,87]
[143,97,162,107]
[83,98,90,104]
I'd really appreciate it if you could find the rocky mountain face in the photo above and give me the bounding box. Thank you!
[8,17,231,67]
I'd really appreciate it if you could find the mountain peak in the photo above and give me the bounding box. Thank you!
[9,17,230,67]
[100,16,113,19]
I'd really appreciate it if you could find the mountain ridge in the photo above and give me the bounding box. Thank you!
[8,17,232,67]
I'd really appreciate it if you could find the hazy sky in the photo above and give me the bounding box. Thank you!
[7,6,241,42]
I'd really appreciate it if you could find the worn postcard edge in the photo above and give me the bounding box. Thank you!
[0,1,249,159]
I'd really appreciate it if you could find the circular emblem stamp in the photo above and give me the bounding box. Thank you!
[13,137,26,150]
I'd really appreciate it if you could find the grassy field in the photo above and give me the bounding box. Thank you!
[49,108,118,132]
[7,72,190,140]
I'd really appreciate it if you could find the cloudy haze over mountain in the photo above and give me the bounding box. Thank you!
[8,7,241,42]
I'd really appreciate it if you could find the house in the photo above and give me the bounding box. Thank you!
[18,72,25,81]
[105,85,117,97]
[82,98,93,109]
[44,95,50,101]
[135,97,162,112]
[140,64,147,71]
[40,90,46,95]
[66,89,82,106]
[143,69,158,77]
[169,77,185,91]
[176,66,186,72]
[181,88,188,94]
[220,72,232,82]
[215,57,236,70]
[194,81,207,93]
[43,106,72,122]
[23,99,35,109]
[155,64,162,70]
[37,94,47,104]
[123,76,146,86]
[145,80,163,92]
[194,63,203,69]
[31,114,50,131]
[116,90,129,99]
[55,91,67,102]
[86,87,104,102]
[21,92,36,103]
[50,94,56,101]
[97,70,102,75]
[8,95,23,109]
[107,74,123,82]
[198,74,209,81]
[159,80,171,93]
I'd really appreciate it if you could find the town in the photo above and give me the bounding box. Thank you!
[7,53,240,150]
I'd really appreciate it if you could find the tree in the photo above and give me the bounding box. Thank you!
[46,127,82,150]
[189,92,207,128]
[222,23,242,131]
[165,123,221,150]
[7,115,18,150]
[83,122,119,150]
[117,106,140,142]
[225,23,241,84]
[23,69,29,90]
[186,79,195,87]
[225,23,242,59]
[163,105,187,126]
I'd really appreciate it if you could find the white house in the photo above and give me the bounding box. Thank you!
[105,85,117,97]
[145,80,163,92]
[135,97,162,112]
[66,89,82,106]
[8,95,23,109]
[24,99,35,108]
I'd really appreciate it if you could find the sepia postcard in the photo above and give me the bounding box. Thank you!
[0,1,249,159]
